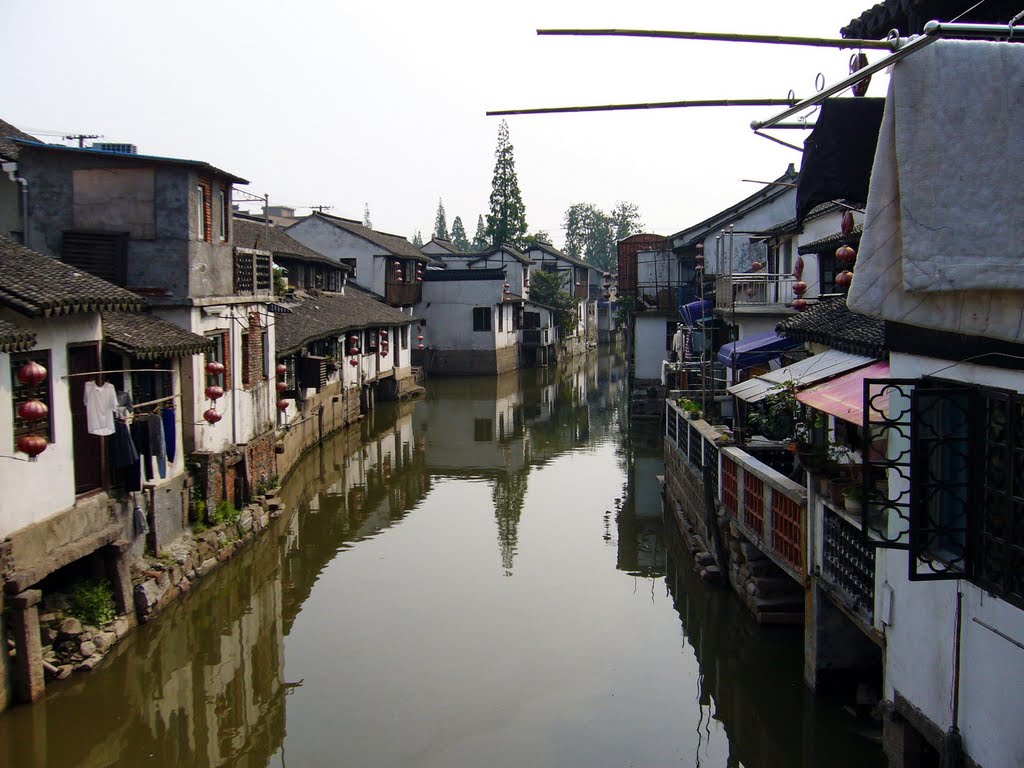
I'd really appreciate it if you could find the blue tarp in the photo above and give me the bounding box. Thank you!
[679,299,713,327]
[717,330,802,370]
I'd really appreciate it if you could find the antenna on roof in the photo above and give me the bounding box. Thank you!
[63,134,99,148]
[309,205,333,213]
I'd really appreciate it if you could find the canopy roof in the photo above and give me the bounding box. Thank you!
[796,361,890,425]
[717,330,802,371]
[728,349,876,403]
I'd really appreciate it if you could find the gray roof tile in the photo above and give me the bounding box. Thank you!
[102,311,213,360]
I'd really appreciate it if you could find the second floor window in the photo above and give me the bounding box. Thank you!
[218,188,229,241]
[197,183,211,242]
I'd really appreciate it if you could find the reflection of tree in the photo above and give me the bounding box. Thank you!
[491,469,529,575]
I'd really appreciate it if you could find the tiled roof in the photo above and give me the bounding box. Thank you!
[758,202,847,239]
[102,311,213,360]
[524,241,589,269]
[0,319,36,353]
[0,235,143,317]
[0,117,39,161]
[423,238,461,254]
[798,225,863,255]
[11,139,248,183]
[305,212,430,262]
[275,287,417,356]
[424,268,505,282]
[776,296,885,357]
[232,215,346,269]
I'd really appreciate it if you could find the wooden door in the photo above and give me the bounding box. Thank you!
[68,344,104,495]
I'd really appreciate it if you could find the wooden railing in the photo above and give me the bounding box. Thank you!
[665,399,807,580]
[385,281,422,306]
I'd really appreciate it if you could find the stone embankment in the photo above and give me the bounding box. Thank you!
[28,491,285,683]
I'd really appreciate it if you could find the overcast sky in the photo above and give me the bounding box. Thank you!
[5,0,879,247]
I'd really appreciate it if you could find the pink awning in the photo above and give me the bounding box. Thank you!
[796,361,890,425]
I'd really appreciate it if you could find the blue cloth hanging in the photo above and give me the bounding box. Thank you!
[162,406,176,464]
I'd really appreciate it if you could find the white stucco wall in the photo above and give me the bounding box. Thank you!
[0,313,102,539]
[417,279,507,352]
[795,208,862,297]
[692,187,797,275]
[878,351,1024,768]
[286,217,386,294]
[634,314,671,381]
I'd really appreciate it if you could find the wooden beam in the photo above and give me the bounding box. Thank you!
[537,28,896,50]
[487,98,796,118]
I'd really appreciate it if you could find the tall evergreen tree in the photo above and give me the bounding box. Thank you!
[363,203,372,229]
[485,120,528,249]
[433,198,449,241]
[450,216,470,252]
[412,230,423,247]
[472,214,489,252]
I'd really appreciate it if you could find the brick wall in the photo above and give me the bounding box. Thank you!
[242,312,264,390]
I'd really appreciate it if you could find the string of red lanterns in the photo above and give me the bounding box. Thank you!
[15,359,48,459]
[203,360,225,424]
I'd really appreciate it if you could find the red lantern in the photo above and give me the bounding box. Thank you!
[17,399,48,422]
[205,360,225,377]
[276,381,288,392]
[836,245,857,264]
[380,329,388,338]
[276,400,289,411]
[417,343,425,350]
[16,433,47,458]
[850,52,871,97]
[349,358,359,366]
[275,363,287,376]
[792,298,809,312]
[417,335,424,341]
[836,270,854,288]
[205,385,224,401]
[793,281,808,297]
[841,211,855,235]
[17,360,47,387]
[203,408,222,424]
[347,348,360,357]
[793,255,804,279]
[751,261,763,272]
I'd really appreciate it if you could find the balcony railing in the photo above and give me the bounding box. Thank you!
[715,273,795,309]
[665,399,807,581]
[520,328,552,346]
[385,281,422,306]
[234,248,272,295]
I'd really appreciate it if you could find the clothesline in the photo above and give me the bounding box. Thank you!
[62,367,172,379]
[133,393,181,410]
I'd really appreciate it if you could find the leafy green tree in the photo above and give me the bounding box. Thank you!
[522,230,552,249]
[363,203,372,228]
[450,216,470,252]
[529,269,577,337]
[485,120,528,249]
[433,198,449,241]
[472,214,489,252]
[611,201,643,241]
[412,230,423,247]
[563,201,642,272]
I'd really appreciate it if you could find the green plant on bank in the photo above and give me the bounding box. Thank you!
[528,270,578,338]
[192,519,208,534]
[677,397,701,413]
[214,500,240,525]
[67,579,116,627]
[254,474,280,497]
[613,295,637,326]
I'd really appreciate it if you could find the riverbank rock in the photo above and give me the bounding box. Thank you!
[59,617,82,638]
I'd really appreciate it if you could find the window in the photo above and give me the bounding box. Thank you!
[901,381,1024,605]
[818,248,839,294]
[474,418,493,442]
[473,307,491,332]
[364,328,378,354]
[241,332,251,387]
[512,306,521,331]
[262,330,270,378]
[197,184,210,241]
[218,188,229,241]
[205,332,227,389]
[10,351,53,443]
[400,325,408,350]
[341,258,356,278]
[498,304,504,332]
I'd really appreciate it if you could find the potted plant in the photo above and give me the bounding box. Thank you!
[842,483,864,514]
[678,398,701,419]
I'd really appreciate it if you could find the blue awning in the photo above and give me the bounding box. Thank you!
[679,299,712,327]
[717,330,802,370]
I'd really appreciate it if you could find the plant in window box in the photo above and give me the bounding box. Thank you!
[677,397,701,419]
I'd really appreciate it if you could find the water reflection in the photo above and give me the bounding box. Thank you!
[0,350,883,768]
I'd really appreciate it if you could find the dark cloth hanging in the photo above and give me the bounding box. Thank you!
[148,413,167,480]
[796,98,885,224]
[162,406,177,463]
[112,420,142,492]
[131,418,155,482]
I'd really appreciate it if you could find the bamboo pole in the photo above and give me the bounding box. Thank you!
[536,28,896,50]
[487,98,796,118]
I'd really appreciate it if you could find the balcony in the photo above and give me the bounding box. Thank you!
[715,272,795,310]
[520,327,552,346]
[385,281,422,306]
[573,282,590,301]
[234,248,272,296]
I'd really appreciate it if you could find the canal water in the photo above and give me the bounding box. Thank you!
[1,351,884,768]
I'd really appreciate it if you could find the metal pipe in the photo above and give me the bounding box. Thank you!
[751,32,939,130]
[487,98,797,117]
[536,28,897,50]
[923,20,1024,38]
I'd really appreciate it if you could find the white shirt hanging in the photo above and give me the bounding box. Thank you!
[84,381,117,436]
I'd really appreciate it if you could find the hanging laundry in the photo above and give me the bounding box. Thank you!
[131,418,155,482]
[115,389,134,421]
[84,380,118,436]
[162,406,176,463]
[152,413,167,479]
